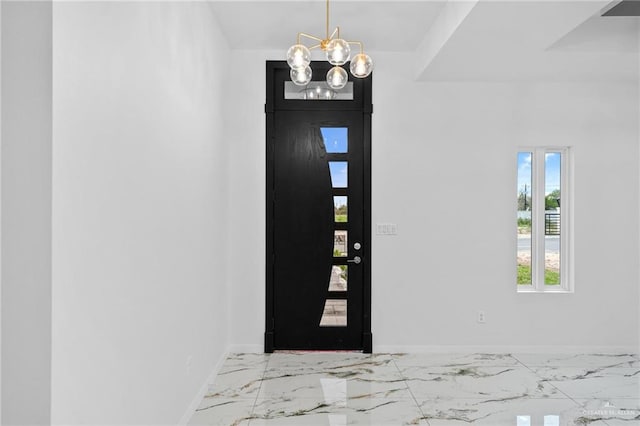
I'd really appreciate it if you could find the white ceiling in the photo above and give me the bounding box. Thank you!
[209,0,640,81]
[209,1,446,51]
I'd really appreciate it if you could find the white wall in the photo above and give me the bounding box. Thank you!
[227,50,639,352]
[52,2,230,424]
[227,50,278,352]
[1,2,53,424]
[372,53,638,351]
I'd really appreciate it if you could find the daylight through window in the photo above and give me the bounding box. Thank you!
[517,148,572,292]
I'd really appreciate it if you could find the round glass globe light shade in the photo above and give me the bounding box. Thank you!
[326,39,351,65]
[350,53,373,78]
[326,66,348,90]
[290,66,312,86]
[287,44,311,69]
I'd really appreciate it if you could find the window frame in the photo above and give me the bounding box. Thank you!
[517,147,573,293]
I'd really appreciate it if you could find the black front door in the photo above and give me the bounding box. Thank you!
[265,61,372,352]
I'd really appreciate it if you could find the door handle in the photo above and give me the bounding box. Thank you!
[347,256,362,264]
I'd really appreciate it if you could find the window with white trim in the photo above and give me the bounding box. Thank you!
[517,148,572,292]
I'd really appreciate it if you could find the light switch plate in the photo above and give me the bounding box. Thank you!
[376,223,397,235]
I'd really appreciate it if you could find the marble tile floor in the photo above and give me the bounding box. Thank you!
[187,352,640,426]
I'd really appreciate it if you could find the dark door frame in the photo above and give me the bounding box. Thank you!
[265,60,372,353]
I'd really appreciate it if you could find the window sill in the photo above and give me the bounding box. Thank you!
[517,286,574,294]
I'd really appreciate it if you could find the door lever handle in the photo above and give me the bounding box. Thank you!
[347,256,362,264]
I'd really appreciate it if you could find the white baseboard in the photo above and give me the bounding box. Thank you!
[228,344,263,353]
[177,347,230,426]
[373,344,639,355]
[220,344,639,355]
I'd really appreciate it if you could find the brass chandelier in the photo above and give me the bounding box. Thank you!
[286,0,374,89]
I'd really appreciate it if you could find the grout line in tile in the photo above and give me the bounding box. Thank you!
[390,355,430,425]
[241,353,271,426]
[512,355,581,404]
[249,353,270,412]
[510,354,531,369]
[509,354,580,403]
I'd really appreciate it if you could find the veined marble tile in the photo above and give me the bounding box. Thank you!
[223,353,271,369]
[393,353,520,368]
[267,352,395,371]
[532,367,640,400]
[259,366,412,400]
[513,353,640,369]
[575,399,640,425]
[603,418,640,425]
[188,398,254,426]
[188,353,640,426]
[265,356,399,379]
[205,367,265,399]
[402,366,564,400]
[418,396,610,426]
[249,397,427,425]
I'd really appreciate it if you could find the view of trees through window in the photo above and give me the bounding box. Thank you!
[517,150,563,288]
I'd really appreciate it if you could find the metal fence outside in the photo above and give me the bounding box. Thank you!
[545,213,560,236]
